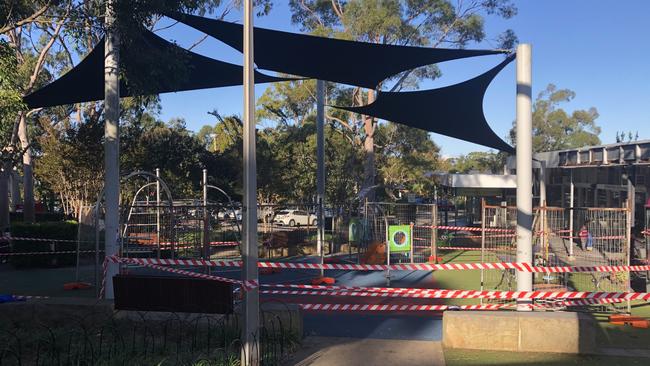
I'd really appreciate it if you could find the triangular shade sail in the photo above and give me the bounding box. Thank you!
[336,55,516,153]
[23,30,287,109]
[166,12,506,89]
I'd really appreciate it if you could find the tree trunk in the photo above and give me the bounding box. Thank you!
[17,113,35,223]
[0,162,10,232]
[9,170,20,211]
[362,89,376,201]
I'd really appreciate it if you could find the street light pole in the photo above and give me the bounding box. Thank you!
[241,0,259,364]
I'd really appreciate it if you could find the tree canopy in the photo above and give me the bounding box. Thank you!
[508,84,601,153]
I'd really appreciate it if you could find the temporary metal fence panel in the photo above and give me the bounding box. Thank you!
[480,204,517,306]
[364,202,436,265]
[481,202,631,311]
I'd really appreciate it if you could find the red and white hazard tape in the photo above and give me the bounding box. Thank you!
[141,241,239,247]
[642,230,649,237]
[0,250,100,256]
[0,236,92,243]
[103,256,650,274]
[293,298,628,312]
[426,226,515,233]
[261,288,650,301]
[261,283,636,305]
[296,303,506,311]
[104,256,258,291]
[437,246,514,251]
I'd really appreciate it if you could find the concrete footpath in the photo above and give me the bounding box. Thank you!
[284,336,445,366]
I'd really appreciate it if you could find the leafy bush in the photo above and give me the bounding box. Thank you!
[10,212,68,223]
[8,221,79,268]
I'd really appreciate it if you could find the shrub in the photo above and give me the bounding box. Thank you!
[8,221,79,268]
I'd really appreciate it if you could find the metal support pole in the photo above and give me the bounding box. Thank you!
[516,44,533,310]
[241,1,259,364]
[539,161,546,208]
[103,0,120,299]
[203,169,210,263]
[316,80,325,277]
[569,170,575,259]
[480,199,486,304]
[156,168,161,259]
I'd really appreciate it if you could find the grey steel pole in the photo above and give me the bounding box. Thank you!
[156,168,161,259]
[241,0,260,364]
[569,170,574,259]
[539,161,546,207]
[516,43,533,310]
[203,169,210,262]
[316,80,325,277]
[103,0,120,299]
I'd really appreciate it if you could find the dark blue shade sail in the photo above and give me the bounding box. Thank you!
[335,55,516,153]
[23,30,287,109]
[165,12,507,89]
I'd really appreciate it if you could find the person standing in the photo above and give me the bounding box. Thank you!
[579,222,593,251]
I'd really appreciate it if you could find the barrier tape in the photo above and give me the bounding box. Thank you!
[295,298,628,312]
[296,303,506,311]
[136,241,239,247]
[261,284,634,306]
[425,226,514,233]
[0,250,101,257]
[642,230,649,237]
[105,256,258,291]
[0,236,92,243]
[104,256,650,274]
[437,247,513,251]
[99,258,108,299]
[260,288,650,301]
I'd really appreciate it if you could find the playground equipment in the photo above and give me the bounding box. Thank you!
[479,200,631,311]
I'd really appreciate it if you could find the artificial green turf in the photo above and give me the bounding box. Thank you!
[444,348,647,366]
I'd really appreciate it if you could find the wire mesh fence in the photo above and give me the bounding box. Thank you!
[480,202,631,311]
[362,202,436,265]
[480,204,517,306]
[0,303,298,366]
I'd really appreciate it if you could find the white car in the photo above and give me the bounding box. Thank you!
[217,208,242,221]
[273,209,317,226]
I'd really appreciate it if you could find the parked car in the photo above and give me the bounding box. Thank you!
[217,208,242,221]
[273,209,317,226]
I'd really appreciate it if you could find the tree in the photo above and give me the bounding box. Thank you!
[508,84,601,153]
[1,0,273,224]
[375,123,442,199]
[449,151,505,174]
[262,0,518,200]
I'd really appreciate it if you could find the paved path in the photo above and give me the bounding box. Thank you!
[285,337,445,366]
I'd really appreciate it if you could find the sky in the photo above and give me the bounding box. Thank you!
[154,1,650,157]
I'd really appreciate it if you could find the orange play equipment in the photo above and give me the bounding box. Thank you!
[609,314,650,329]
[361,241,387,265]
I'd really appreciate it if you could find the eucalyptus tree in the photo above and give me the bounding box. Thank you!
[260,0,518,200]
[0,0,271,224]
